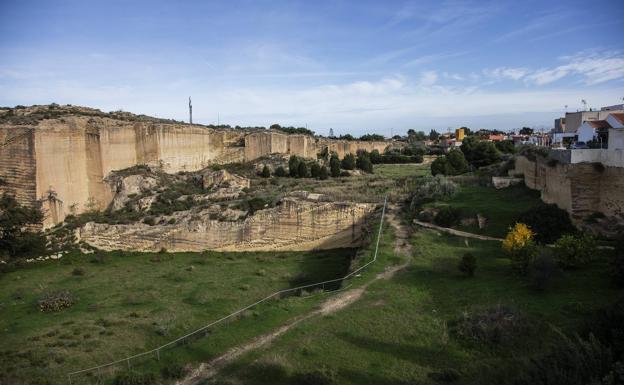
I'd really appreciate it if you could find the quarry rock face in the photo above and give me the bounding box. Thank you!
[78,194,377,252]
[0,110,393,228]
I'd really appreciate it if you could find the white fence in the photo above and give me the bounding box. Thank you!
[67,196,388,383]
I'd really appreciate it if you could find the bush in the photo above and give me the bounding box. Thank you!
[319,166,329,180]
[310,163,321,178]
[516,334,612,385]
[274,165,287,177]
[446,149,469,173]
[0,193,47,259]
[356,153,373,173]
[431,156,452,176]
[329,154,341,177]
[341,153,356,170]
[260,165,271,178]
[37,290,75,312]
[297,161,309,178]
[370,149,382,163]
[142,216,156,226]
[553,234,597,269]
[113,370,157,385]
[528,250,560,291]
[434,206,462,227]
[517,204,576,244]
[460,137,502,168]
[503,223,537,275]
[458,253,477,277]
[71,267,86,276]
[289,156,300,177]
[450,304,530,346]
[409,176,459,210]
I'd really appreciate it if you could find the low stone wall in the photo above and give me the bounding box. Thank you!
[79,198,377,252]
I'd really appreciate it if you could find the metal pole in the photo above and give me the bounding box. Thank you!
[157,349,160,361]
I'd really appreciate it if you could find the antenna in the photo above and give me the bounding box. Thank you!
[188,97,193,124]
[581,99,587,111]
[564,104,568,113]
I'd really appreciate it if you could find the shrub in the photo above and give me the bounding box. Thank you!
[341,153,356,170]
[431,156,452,176]
[310,162,321,178]
[516,333,612,385]
[329,153,341,177]
[319,166,329,180]
[37,290,75,312]
[458,253,477,277]
[71,267,85,276]
[409,176,459,210]
[553,234,597,269]
[260,165,271,178]
[516,204,576,244]
[297,161,309,178]
[274,165,287,177]
[339,170,351,177]
[142,216,156,226]
[0,193,47,259]
[503,223,536,275]
[289,156,300,177]
[460,137,502,168]
[113,370,157,385]
[434,206,462,227]
[446,149,469,174]
[356,154,373,173]
[528,250,560,291]
[370,149,382,164]
[450,304,530,346]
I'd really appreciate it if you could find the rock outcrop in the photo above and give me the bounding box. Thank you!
[79,193,376,252]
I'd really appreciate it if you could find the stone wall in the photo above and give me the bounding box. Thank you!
[513,155,624,220]
[79,198,376,252]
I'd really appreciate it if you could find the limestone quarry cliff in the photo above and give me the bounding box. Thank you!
[0,105,391,227]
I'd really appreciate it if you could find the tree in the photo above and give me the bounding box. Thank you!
[319,166,329,180]
[495,140,516,154]
[329,154,341,177]
[274,166,287,177]
[458,253,477,277]
[517,204,576,244]
[297,161,309,178]
[460,137,502,168]
[370,149,382,164]
[446,149,468,174]
[269,123,281,130]
[359,134,385,141]
[503,223,537,275]
[288,156,300,177]
[356,154,373,173]
[310,162,321,178]
[260,165,271,178]
[553,234,597,270]
[431,156,452,176]
[328,128,334,138]
[429,129,440,141]
[0,193,47,259]
[519,127,534,136]
[341,153,356,170]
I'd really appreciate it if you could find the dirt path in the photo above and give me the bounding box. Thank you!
[177,204,412,385]
[412,220,504,241]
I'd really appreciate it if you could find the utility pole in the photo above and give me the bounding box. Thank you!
[188,97,193,124]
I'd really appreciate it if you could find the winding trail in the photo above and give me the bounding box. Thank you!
[177,204,412,385]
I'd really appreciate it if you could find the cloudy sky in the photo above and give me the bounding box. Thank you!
[1,0,623,135]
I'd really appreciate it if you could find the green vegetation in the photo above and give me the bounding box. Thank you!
[215,229,620,385]
[460,136,502,168]
[424,184,542,238]
[0,248,358,384]
[431,149,468,176]
[0,193,47,260]
[516,203,576,244]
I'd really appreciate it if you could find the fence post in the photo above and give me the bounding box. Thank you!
[127,359,131,370]
[68,374,72,385]
[156,349,160,361]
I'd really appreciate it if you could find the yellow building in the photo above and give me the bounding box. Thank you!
[455,127,465,141]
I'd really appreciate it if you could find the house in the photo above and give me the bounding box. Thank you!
[607,113,624,129]
[488,134,505,142]
[455,127,465,141]
[576,120,610,143]
[564,107,624,133]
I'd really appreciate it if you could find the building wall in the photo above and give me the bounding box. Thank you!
[513,155,624,220]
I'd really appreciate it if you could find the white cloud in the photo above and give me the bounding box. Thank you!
[484,67,529,81]
[526,52,624,85]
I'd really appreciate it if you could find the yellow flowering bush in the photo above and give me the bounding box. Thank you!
[503,223,537,275]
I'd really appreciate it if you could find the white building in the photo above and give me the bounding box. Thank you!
[576,120,610,143]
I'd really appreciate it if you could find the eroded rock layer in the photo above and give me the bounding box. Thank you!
[79,196,376,252]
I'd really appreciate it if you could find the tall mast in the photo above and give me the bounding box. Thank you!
[189,96,193,124]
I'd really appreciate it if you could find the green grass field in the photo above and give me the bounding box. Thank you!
[214,229,620,385]
[372,163,431,179]
[0,248,364,384]
[425,184,542,238]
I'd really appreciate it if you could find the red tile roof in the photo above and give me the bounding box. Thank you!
[610,113,624,125]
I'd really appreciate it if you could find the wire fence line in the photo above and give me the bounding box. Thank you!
[67,195,388,384]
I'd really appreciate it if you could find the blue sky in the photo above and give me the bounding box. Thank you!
[1,0,623,135]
